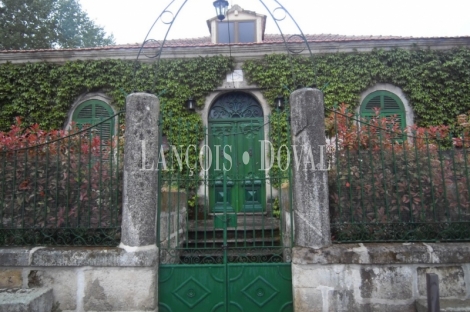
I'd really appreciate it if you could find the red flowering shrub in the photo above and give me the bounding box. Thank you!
[328,104,470,242]
[454,112,470,148]
[0,118,123,246]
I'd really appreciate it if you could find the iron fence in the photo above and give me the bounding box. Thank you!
[6,103,467,246]
[328,105,470,242]
[0,113,124,246]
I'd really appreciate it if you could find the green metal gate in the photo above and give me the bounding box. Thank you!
[158,92,293,311]
[159,263,292,312]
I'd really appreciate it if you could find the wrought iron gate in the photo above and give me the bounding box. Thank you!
[159,263,292,312]
[157,95,293,311]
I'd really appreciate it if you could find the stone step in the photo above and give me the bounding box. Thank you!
[189,205,274,219]
[187,227,280,240]
[416,299,470,312]
[184,237,281,249]
[188,215,280,231]
[0,288,53,312]
[186,214,281,249]
[179,247,286,263]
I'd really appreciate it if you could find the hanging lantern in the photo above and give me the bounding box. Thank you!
[186,97,196,111]
[213,0,229,21]
[275,95,284,110]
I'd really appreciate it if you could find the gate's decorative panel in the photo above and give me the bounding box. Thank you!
[159,264,293,311]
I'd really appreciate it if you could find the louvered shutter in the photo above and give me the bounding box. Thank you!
[365,95,381,110]
[361,91,406,130]
[72,100,115,142]
[382,95,405,130]
[360,91,406,142]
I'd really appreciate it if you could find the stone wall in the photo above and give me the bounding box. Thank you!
[0,247,158,312]
[292,243,470,312]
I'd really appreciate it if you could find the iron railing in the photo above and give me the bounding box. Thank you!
[157,114,294,264]
[0,113,124,246]
[328,106,470,242]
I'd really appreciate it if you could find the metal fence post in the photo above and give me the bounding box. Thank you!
[426,273,440,312]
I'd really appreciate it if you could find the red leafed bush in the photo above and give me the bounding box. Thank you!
[328,104,470,241]
[0,118,123,233]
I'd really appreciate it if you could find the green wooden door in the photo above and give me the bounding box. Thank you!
[209,119,265,213]
[237,120,265,212]
[208,92,265,214]
[209,121,238,213]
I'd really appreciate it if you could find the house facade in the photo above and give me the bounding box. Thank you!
[1,5,470,132]
[0,4,470,312]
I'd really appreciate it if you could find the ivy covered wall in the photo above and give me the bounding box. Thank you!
[0,56,234,131]
[1,47,470,133]
[243,47,470,127]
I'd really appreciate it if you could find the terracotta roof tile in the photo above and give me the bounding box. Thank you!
[1,34,469,53]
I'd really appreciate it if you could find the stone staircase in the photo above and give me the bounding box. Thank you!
[181,212,283,263]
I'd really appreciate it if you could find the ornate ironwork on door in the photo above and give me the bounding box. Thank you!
[209,92,264,119]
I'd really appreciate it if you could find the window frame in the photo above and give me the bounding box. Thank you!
[71,99,116,141]
[216,20,257,44]
[360,90,407,131]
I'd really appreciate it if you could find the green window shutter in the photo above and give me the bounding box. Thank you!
[72,100,115,141]
[365,95,381,110]
[360,91,406,130]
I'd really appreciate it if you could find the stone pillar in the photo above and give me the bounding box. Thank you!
[289,88,331,249]
[121,93,160,248]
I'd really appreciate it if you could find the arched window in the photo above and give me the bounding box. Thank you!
[360,90,406,130]
[71,99,115,141]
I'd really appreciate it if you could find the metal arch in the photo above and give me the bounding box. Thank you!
[258,0,317,86]
[132,0,316,91]
[132,0,189,90]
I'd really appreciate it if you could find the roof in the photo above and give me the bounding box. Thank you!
[1,34,469,54]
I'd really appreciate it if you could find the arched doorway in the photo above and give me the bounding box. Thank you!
[208,92,265,213]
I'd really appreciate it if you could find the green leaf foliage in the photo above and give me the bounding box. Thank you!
[0,0,114,50]
[243,47,470,128]
[0,56,234,192]
[0,56,234,132]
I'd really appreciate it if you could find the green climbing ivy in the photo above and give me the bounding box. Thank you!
[0,56,234,191]
[0,56,234,181]
[0,56,234,132]
[243,47,470,128]
[243,47,470,184]
[3,48,469,132]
